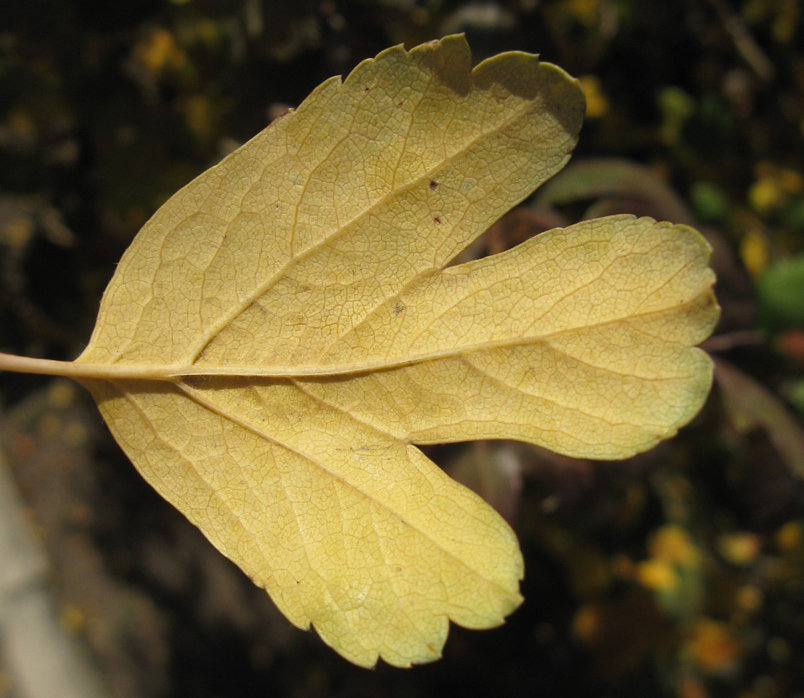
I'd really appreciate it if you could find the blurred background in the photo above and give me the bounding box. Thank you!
[1,1,804,696]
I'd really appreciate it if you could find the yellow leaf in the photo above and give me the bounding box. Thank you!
[0,36,718,667]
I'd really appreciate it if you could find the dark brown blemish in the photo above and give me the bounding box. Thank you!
[433,217,441,225]
[429,180,438,191]
[397,101,404,108]
[394,302,404,316]
[364,86,371,93]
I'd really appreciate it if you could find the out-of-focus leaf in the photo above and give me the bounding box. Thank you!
[790,379,804,418]
[481,208,567,256]
[658,86,695,146]
[757,256,804,328]
[534,157,696,225]
[690,181,729,223]
[775,329,804,365]
[715,358,804,476]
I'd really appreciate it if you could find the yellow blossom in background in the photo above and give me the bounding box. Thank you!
[134,28,187,75]
[5,108,36,137]
[563,0,602,26]
[636,558,680,592]
[1,218,34,249]
[59,604,87,635]
[739,229,769,276]
[579,76,609,119]
[690,619,742,674]
[182,94,219,144]
[776,521,804,552]
[649,524,701,566]
[636,525,704,619]
[777,168,804,193]
[749,177,785,215]
[572,604,601,643]
[717,533,761,567]
[748,163,804,216]
[735,585,763,613]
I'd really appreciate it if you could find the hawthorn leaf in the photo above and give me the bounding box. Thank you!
[0,35,719,667]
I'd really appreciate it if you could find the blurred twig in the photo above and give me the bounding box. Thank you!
[0,438,109,698]
[706,0,776,82]
[701,330,766,352]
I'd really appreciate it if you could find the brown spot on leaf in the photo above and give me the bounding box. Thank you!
[433,217,441,225]
[429,180,438,191]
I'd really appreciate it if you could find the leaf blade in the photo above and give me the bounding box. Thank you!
[79,36,585,371]
[63,36,719,667]
[295,221,719,461]
[83,376,523,668]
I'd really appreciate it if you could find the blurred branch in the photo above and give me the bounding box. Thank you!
[0,439,109,698]
[705,0,776,83]
[701,330,766,352]
[714,357,804,477]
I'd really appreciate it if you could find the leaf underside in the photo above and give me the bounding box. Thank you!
[73,36,718,667]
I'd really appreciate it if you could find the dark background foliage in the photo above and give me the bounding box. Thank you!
[1,1,804,697]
